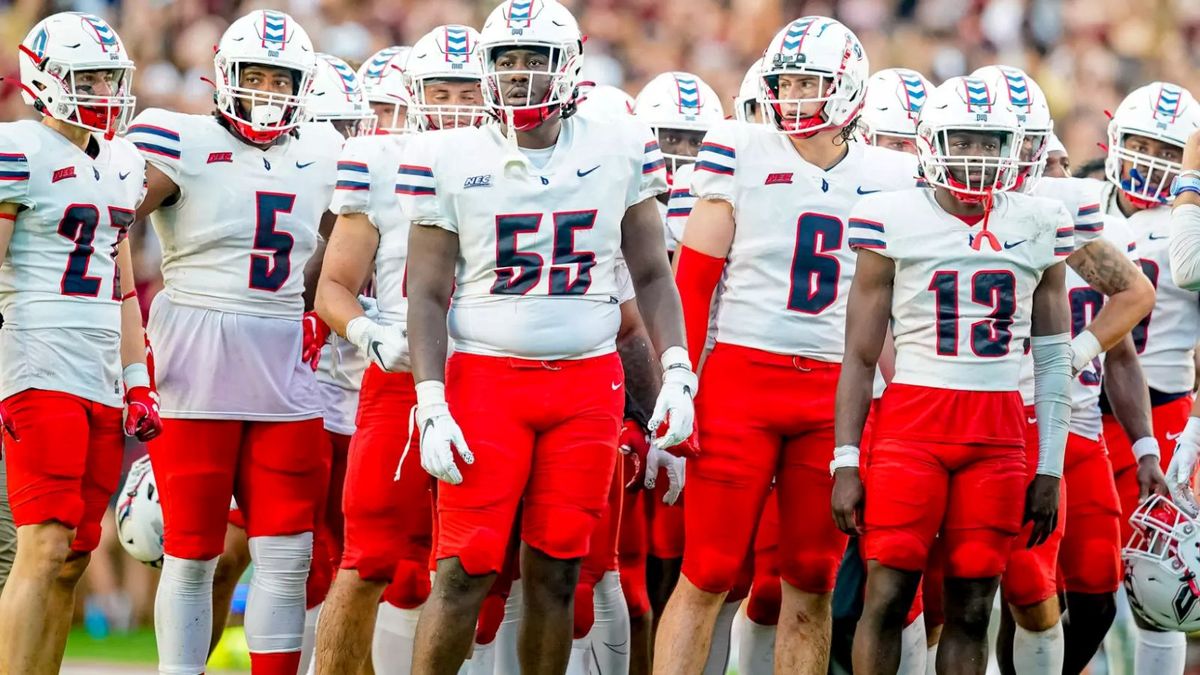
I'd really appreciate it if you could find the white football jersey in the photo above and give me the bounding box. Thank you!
[692,120,919,361]
[399,113,668,360]
[849,189,1071,392]
[330,134,410,327]
[0,120,145,407]
[1097,182,1200,394]
[127,110,341,318]
[1065,216,1139,439]
[316,335,364,435]
[665,162,697,251]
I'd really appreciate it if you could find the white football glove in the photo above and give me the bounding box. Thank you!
[645,445,685,505]
[346,316,410,372]
[1166,418,1200,516]
[649,346,697,450]
[415,381,474,485]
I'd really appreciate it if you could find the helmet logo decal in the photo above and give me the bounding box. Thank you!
[1174,575,1200,622]
[1001,70,1031,111]
[78,13,119,53]
[260,10,289,49]
[31,26,49,59]
[963,77,993,114]
[507,0,534,28]
[675,75,700,114]
[899,71,927,116]
[364,47,400,82]
[1154,84,1182,124]
[781,18,816,55]
[444,26,471,64]
[326,56,359,98]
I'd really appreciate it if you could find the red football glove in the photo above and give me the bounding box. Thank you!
[659,424,700,459]
[619,419,651,492]
[302,311,332,371]
[125,386,162,442]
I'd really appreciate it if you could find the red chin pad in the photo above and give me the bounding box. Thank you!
[77,105,118,137]
[505,104,560,132]
[224,113,288,145]
[1123,191,1163,210]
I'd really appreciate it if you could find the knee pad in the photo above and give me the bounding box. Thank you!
[1001,548,1057,608]
[573,581,596,639]
[161,554,219,597]
[246,534,312,654]
[475,592,507,645]
[382,559,432,610]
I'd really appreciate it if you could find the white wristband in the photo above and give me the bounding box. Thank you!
[1131,436,1161,461]
[660,345,690,371]
[123,363,151,390]
[415,380,447,409]
[1069,330,1103,374]
[829,444,861,475]
[345,315,375,345]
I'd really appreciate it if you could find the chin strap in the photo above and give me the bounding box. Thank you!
[969,189,1000,252]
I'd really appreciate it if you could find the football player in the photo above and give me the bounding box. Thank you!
[1098,82,1200,675]
[0,14,158,673]
[733,58,765,125]
[860,68,933,154]
[400,1,695,671]
[835,75,1073,675]
[968,65,1157,675]
[313,25,483,674]
[656,17,918,673]
[358,46,413,135]
[129,10,341,674]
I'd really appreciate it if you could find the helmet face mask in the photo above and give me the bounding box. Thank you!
[411,79,485,130]
[1105,81,1200,209]
[405,25,486,132]
[1122,495,1200,632]
[19,13,137,139]
[1111,132,1185,209]
[214,10,317,145]
[654,127,707,175]
[358,46,413,135]
[870,132,918,155]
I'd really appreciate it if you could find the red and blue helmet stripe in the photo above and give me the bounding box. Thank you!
[260,10,289,49]
[675,75,701,114]
[444,26,472,63]
[963,77,993,113]
[1154,83,1183,123]
[78,13,120,52]
[506,0,534,28]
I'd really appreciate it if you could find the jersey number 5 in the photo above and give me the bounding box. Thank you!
[491,211,597,296]
[250,192,296,292]
[58,204,133,300]
[929,270,1017,357]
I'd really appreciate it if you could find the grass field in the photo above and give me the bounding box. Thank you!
[64,627,252,672]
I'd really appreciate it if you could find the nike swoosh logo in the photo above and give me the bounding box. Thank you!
[602,639,629,655]
[1148,233,1169,240]
[1027,417,1038,425]
[119,171,130,180]
[1168,431,1182,441]
[577,165,600,177]
[369,340,384,365]
[296,161,316,169]
[856,187,880,195]
[1004,240,1026,249]
[611,381,621,391]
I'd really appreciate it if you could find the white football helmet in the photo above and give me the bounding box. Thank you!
[576,83,635,118]
[860,68,932,147]
[971,65,1053,190]
[214,10,317,145]
[916,76,1025,201]
[405,25,486,131]
[306,53,376,137]
[759,17,869,137]
[734,58,765,124]
[115,456,164,568]
[358,46,412,134]
[1123,495,1200,632]
[635,72,725,176]
[1106,82,1200,208]
[18,12,135,139]
[479,0,584,133]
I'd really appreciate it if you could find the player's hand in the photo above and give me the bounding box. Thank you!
[645,445,685,505]
[124,386,163,442]
[346,316,410,372]
[662,426,701,459]
[302,311,332,371]
[1165,443,1198,516]
[831,467,865,535]
[619,419,651,491]
[357,295,380,321]
[1023,474,1060,548]
[1183,128,1200,173]
[649,364,698,450]
[416,402,474,485]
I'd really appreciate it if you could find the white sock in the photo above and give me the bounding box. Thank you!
[298,603,320,675]
[1136,627,1187,675]
[566,637,593,675]
[244,534,312,656]
[1013,621,1065,675]
[588,570,630,675]
[897,615,927,675]
[703,599,739,675]
[925,644,937,675]
[373,601,422,675]
[735,610,776,675]
[463,640,495,675]
[494,579,522,675]
[155,555,219,675]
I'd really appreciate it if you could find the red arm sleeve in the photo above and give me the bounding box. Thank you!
[673,244,726,372]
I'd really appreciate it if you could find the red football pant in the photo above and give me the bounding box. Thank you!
[746,491,781,625]
[576,461,623,639]
[340,367,432,608]
[1058,433,1121,595]
[149,417,329,560]
[864,386,1026,579]
[438,353,623,576]
[683,344,846,594]
[618,490,650,619]
[1002,409,1066,607]
[1105,395,1192,543]
[3,389,123,554]
[308,430,351,609]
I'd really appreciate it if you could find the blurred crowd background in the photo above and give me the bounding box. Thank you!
[1,0,1199,653]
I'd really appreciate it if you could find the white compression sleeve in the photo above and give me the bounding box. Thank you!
[1170,204,1200,290]
[155,555,219,675]
[373,602,422,675]
[245,534,312,655]
[1032,333,1072,477]
[1012,622,1064,675]
[735,609,777,675]
[589,570,631,675]
[897,615,928,675]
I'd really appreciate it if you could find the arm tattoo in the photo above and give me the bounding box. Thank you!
[618,332,660,416]
[1067,239,1137,296]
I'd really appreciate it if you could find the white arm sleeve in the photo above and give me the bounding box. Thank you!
[1032,333,1072,478]
[1170,204,1200,291]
